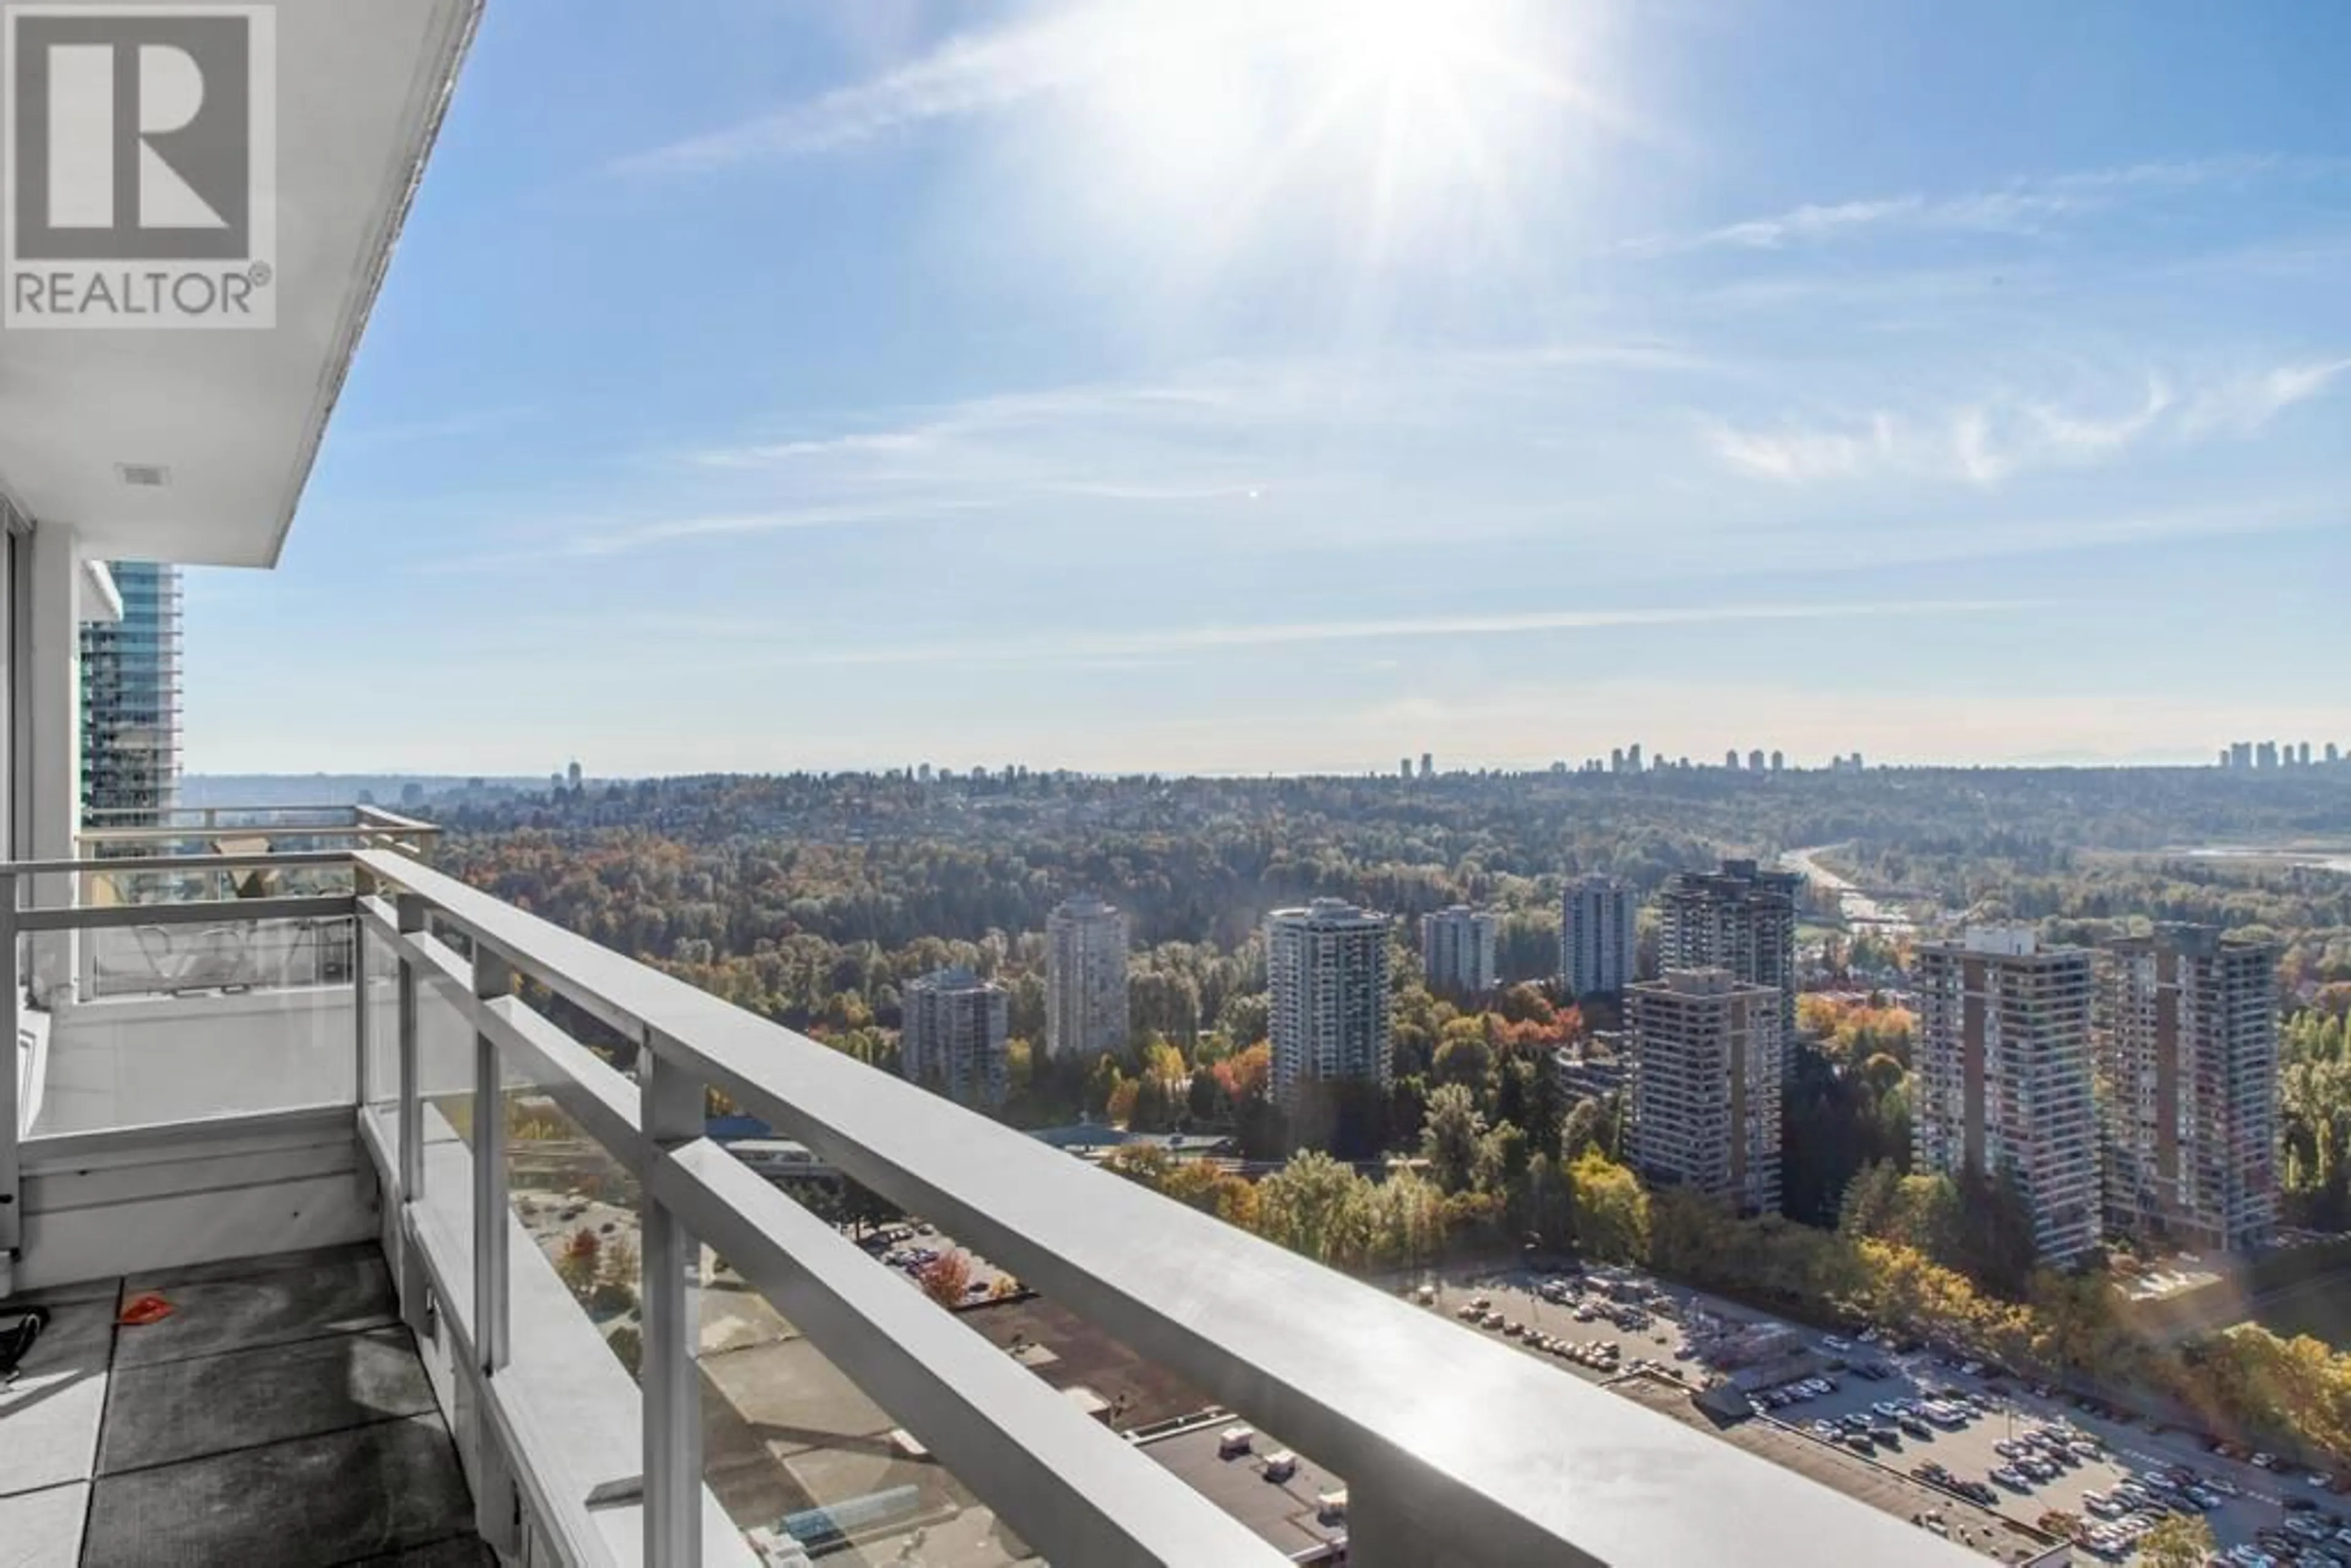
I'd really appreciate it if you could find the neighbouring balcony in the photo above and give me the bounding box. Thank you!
[2,818,1976,1567]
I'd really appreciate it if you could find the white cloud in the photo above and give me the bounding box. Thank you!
[2177,358,2351,437]
[1711,363,2335,488]
[1708,414,1894,482]
[1687,192,2075,253]
[1637,156,2334,256]
[665,596,2048,670]
[614,6,1145,173]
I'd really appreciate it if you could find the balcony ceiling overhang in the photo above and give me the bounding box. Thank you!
[0,0,479,569]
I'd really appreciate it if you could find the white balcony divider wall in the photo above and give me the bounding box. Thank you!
[3,828,1974,1567]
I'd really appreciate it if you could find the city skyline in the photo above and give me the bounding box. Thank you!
[173,0,2351,778]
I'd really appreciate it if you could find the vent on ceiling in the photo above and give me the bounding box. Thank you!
[115,463,171,488]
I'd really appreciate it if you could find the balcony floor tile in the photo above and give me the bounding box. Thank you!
[0,1291,118,1498]
[343,1537,498,1566]
[82,1414,473,1568]
[113,1244,395,1368]
[5,1247,479,1568]
[98,1324,438,1476]
[0,1481,87,1568]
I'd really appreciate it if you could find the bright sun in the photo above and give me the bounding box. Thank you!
[1024,0,1621,294]
[1341,0,1510,96]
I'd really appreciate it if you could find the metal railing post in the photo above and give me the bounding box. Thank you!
[392,892,431,1341]
[352,864,375,1115]
[395,894,426,1201]
[642,1039,705,1567]
[473,946,512,1375]
[470,942,523,1559]
[0,869,19,1260]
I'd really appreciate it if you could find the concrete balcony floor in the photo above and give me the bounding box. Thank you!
[1,1243,486,1567]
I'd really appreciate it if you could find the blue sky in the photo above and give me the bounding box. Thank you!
[187,0,2351,775]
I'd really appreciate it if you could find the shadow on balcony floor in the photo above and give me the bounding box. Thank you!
[1,1242,489,1567]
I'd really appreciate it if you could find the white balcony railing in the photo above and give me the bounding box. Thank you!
[2,825,1974,1567]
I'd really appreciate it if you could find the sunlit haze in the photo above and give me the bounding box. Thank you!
[188,0,2351,775]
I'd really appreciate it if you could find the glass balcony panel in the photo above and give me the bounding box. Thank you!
[414,956,480,1254]
[506,1084,643,1384]
[696,1211,1040,1566]
[81,910,356,998]
[496,1050,650,1566]
[359,923,400,1163]
[31,915,358,1136]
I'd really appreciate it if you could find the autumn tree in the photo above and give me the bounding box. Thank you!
[557,1228,601,1299]
[1213,1041,1272,1105]
[917,1251,975,1310]
[2137,1514,2213,1568]
[1569,1150,1649,1262]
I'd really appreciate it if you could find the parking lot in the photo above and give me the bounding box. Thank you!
[1842,1349,2351,1564]
[1425,1263,2351,1564]
[1430,1269,1698,1388]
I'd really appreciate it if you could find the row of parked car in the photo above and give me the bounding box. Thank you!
[1455,1295,1632,1370]
[2234,1507,2351,1568]
[1909,1461,1998,1509]
[1989,1420,2106,1490]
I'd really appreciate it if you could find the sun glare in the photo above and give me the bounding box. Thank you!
[1001,0,1624,327]
[1339,0,1512,101]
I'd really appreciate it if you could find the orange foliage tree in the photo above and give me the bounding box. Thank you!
[916,1251,975,1310]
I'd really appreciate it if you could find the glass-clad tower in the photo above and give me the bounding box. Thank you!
[80,561,184,824]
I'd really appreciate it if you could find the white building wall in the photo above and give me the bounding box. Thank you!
[1420,906,1496,997]
[1267,901,1391,1106]
[1045,896,1128,1059]
[1562,876,1635,996]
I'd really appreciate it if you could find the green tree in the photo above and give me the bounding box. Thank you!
[1256,1151,1373,1266]
[1420,1082,1485,1193]
[1474,1120,1528,1195]
[1513,1152,1577,1251]
[1367,1169,1446,1269]
[1569,1150,1649,1262]
[1431,1029,1493,1089]
[841,1179,905,1237]
[2137,1514,2213,1568]
[1837,1160,1903,1239]
[1561,1097,1606,1161]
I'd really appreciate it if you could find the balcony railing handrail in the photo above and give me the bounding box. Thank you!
[83,803,373,819]
[77,822,438,849]
[351,846,1965,1568]
[7,849,359,877]
[13,893,353,934]
[72,801,443,850]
